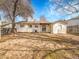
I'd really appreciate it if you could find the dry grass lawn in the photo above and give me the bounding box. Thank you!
[0,33,79,59]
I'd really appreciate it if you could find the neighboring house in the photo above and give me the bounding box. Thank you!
[52,16,79,34]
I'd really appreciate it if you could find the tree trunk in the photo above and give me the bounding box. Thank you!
[11,18,16,33]
[11,0,18,33]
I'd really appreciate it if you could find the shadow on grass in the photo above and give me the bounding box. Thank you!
[16,33,79,46]
[42,47,79,59]
[70,33,79,36]
[1,33,79,45]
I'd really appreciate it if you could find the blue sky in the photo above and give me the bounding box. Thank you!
[31,0,79,22]
[0,0,79,22]
[31,0,49,20]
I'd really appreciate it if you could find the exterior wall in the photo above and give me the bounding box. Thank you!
[16,24,51,33]
[2,24,12,28]
[16,24,45,32]
[46,25,51,33]
[52,23,67,34]
[32,25,41,32]
[16,24,33,32]
[39,25,42,32]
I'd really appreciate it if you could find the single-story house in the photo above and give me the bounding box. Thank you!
[16,19,51,33]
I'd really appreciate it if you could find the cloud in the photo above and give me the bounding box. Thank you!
[48,0,79,16]
[33,0,79,22]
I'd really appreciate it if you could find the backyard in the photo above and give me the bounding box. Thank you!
[0,33,79,59]
[0,0,79,59]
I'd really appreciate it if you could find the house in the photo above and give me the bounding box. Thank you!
[51,20,67,34]
[16,16,79,34]
[16,19,51,33]
[52,16,79,34]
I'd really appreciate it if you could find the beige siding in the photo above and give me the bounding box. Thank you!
[46,25,51,33]
[16,23,51,33]
[53,23,67,34]
[16,24,33,32]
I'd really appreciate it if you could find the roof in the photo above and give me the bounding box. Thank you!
[52,16,79,25]
[68,16,79,20]
[53,20,68,24]
[39,19,48,23]
[16,21,51,25]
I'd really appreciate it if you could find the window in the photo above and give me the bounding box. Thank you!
[35,25,38,28]
[29,25,32,28]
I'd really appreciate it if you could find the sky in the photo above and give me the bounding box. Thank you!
[0,0,79,22]
[31,0,79,22]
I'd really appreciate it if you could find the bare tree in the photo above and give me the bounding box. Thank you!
[0,0,34,33]
[50,0,79,15]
